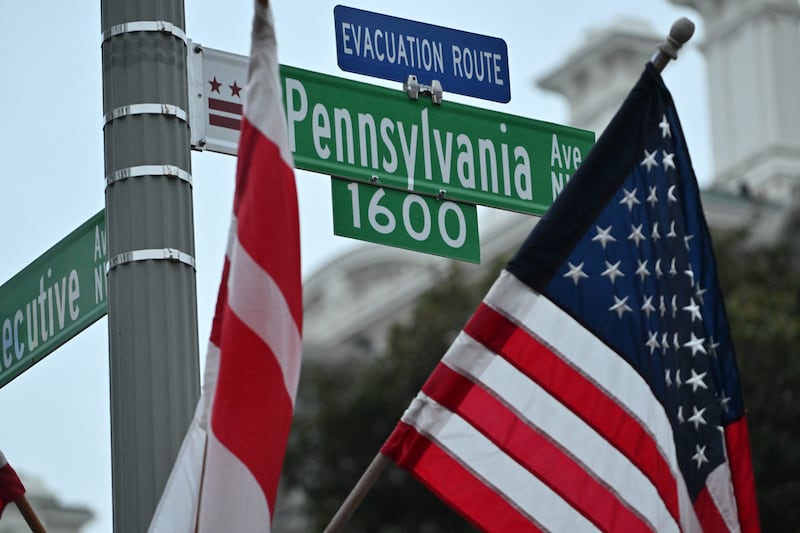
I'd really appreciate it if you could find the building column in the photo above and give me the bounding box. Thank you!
[670,0,800,201]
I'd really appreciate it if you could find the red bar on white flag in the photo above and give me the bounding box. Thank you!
[149,1,302,531]
[0,449,26,518]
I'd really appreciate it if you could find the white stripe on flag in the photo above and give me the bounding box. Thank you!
[706,458,742,533]
[197,342,222,430]
[401,393,601,533]
[443,334,679,532]
[197,432,271,533]
[226,231,302,403]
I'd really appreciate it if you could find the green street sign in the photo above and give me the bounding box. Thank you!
[192,46,594,214]
[331,178,480,263]
[0,210,107,388]
[283,64,594,215]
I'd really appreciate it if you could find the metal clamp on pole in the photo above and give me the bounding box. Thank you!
[650,17,695,73]
[107,248,196,272]
[101,20,187,43]
[105,165,193,189]
[103,103,189,128]
[404,75,444,105]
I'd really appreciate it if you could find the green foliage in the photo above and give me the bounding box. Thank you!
[283,266,494,532]
[713,228,800,530]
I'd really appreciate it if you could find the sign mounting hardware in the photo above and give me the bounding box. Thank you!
[404,75,443,104]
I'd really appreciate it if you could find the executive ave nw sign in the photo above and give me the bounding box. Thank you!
[334,5,511,103]
[189,46,595,217]
[0,210,107,388]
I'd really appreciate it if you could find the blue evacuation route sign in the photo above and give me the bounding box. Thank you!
[334,5,511,103]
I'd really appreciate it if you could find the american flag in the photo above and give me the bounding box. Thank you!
[382,63,759,532]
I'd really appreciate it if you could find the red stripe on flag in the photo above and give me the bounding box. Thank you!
[0,460,25,516]
[211,306,294,515]
[209,114,242,131]
[209,97,243,115]
[383,422,544,533]
[725,418,761,532]
[464,302,681,522]
[422,363,653,532]
[233,118,302,328]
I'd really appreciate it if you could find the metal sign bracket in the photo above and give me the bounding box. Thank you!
[404,75,443,105]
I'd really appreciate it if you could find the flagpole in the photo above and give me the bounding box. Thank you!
[650,17,695,72]
[14,496,46,533]
[192,435,209,533]
[322,452,391,533]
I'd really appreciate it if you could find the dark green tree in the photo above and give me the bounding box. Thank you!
[713,221,800,531]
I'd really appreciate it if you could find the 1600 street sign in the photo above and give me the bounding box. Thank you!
[189,46,595,216]
[0,210,107,388]
[331,178,480,263]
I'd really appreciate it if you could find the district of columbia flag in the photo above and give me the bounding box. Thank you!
[0,449,25,518]
[381,63,760,532]
[149,1,302,531]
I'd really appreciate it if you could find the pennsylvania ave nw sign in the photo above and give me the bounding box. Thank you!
[189,46,594,216]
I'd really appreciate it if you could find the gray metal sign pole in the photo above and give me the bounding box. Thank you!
[100,1,200,530]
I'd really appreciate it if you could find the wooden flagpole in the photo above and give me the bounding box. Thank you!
[322,452,391,533]
[321,17,694,533]
[192,435,209,533]
[15,496,46,533]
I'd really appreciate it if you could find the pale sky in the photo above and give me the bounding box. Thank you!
[0,1,707,531]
